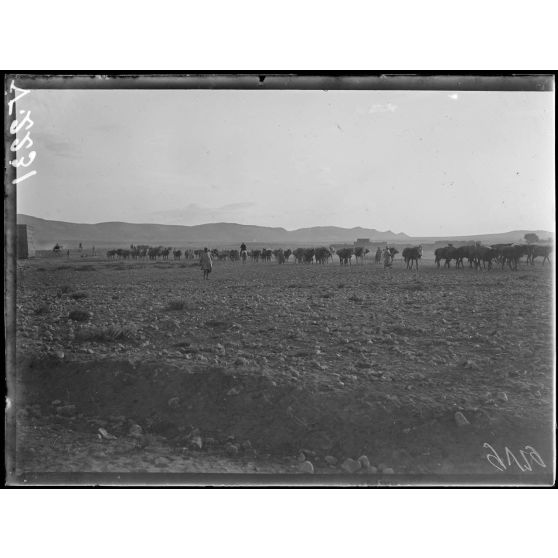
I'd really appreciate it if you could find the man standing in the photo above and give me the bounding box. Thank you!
[200,247,213,280]
[240,242,248,263]
[383,246,392,268]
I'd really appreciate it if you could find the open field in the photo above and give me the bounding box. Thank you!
[10,254,554,482]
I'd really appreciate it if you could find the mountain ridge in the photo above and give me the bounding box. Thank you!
[16,214,553,249]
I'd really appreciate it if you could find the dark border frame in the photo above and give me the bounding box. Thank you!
[4,72,556,487]
[5,73,556,91]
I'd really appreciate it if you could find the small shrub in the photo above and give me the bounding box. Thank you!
[75,324,137,342]
[205,319,231,329]
[70,291,88,300]
[69,309,91,322]
[401,283,424,291]
[34,304,50,315]
[60,285,71,293]
[76,265,96,272]
[167,299,186,311]
[337,283,345,289]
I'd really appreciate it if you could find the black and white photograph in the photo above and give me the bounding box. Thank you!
[4,73,555,486]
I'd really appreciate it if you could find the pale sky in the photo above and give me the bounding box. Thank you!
[16,88,554,236]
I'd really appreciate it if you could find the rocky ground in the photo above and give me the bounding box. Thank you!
[8,255,554,484]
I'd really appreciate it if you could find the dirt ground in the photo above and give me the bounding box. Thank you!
[8,254,555,484]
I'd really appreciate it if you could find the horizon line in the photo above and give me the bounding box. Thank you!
[16,213,554,239]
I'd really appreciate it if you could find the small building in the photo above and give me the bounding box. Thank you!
[354,238,371,247]
[16,224,36,259]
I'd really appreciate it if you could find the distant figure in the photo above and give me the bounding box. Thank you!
[79,242,82,251]
[200,247,213,280]
[383,247,392,268]
[92,246,96,256]
[375,247,382,264]
[240,242,248,264]
[66,249,70,259]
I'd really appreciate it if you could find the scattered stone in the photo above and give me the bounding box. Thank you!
[383,468,395,474]
[497,392,508,402]
[297,452,307,463]
[299,461,314,474]
[167,397,180,408]
[227,386,242,396]
[154,457,170,467]
[215,343,226,355]
[55,351,65,359]
[366,465,378,474]
[225,443,239,456]
[190,435,203,449]
[463,359,480,370]
[301,448,316,457]
[56,405,76,417]
[341,458,362,474]
[205,437,216,448]
[98,427,117,440]
[378,463,387,472]
[324,455,338,466]
[454,411,470,427]
[357,455,370,469]
[128,424,144,438]
[234,357,249,366]
[241,440,252,451]
[51,400,62,406]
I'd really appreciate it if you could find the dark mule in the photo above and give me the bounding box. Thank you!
[402,245,423,270]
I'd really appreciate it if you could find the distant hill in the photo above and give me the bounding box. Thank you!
[16,214,553,250]
[16,214,411,249]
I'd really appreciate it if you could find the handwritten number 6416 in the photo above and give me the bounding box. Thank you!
[483,443,546,472]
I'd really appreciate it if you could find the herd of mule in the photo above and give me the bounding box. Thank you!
[98,242,553,271]
[434,242,552,271]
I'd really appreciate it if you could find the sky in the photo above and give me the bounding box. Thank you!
[14,87,555,236]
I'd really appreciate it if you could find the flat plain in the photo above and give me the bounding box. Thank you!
[11,253,554,481]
